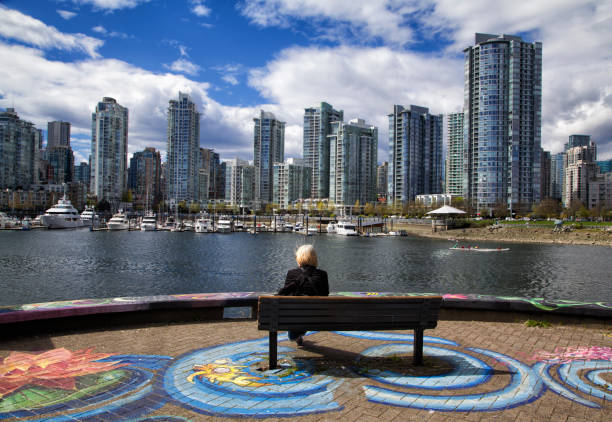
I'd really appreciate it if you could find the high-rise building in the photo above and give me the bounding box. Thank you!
[199,148,225,200]
[0,108,42,190]
[550,153,564,200]
[589,172,612,209]
[388,105,443,204]
[90,97,128,205]
[253,110,285,206]
[563,141,598,207]
[74,162,90,186]
[565,134,591,151]
[596,159,612,174]
[47,121,70,148]
[328,118,378,206]
[166,92,200,202]
[540,150,551,200]
[225,158,255,209]
[47,146,74,184]
[128,147,162,209]
[303,102,343,199]
[273,158,311,209]
[377,162,388,200]
[445,112,464,196]
[463,33,542,214]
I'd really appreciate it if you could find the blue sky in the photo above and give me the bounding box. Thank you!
[1,0,611,165]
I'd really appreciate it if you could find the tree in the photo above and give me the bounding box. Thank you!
[189,202,201,214]
[564,200,584,219]
[316,200,325,216]
[532,199,562,219]
[121,190,133,203]
[96,199,111,212]
[577,206,590,220]
[177,201,188,214]
[492,201,508,218]
[265,203,275,215]
[364,202,375,216]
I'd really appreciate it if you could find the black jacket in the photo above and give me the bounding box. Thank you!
[277,266,329,296]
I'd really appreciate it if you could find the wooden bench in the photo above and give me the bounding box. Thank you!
[258,295,442,369]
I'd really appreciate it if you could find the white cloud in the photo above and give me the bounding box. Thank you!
[222,75,239,86]
[242,0,612,158]
[92,25,129,39]
[165,58,202,76]
[192,2,211,18]
[57,10,77,20]
[0,6,103,58]
[72,0,150,11]
[0,40,260,163]
[238,0,417,46]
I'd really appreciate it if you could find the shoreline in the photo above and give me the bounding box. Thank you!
[393,223,612,247]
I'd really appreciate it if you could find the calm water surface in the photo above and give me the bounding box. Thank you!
[0,230,610,305]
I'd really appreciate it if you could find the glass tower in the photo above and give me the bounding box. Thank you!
[253,110,285,205]
[91,97,128,206]
[166,92,200,202]
[388,105,443,204]
[446,112,464,195]
[463,33,542,214]
[303,102,343,199]
[0,108,41,190]
[328,118,378,206]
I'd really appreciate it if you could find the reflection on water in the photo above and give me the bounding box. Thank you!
[0,230,610,305]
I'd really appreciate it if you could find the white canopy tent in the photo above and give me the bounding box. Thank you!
[426,205,466,231]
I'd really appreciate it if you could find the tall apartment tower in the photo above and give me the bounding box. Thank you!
[377,162,388,200]
[0,108,42,190]
[388,105,443,204]
[550,153,564,200]
[128,147,162,209]
[253,110,285,205]
[565,134,591,151]
[47,121,70,148]
[563,141,598,207]
[446,112,464,195]
[328,118,378,206]
[463,33,542,214]
[225,158,255,209]
[167,92,200,202]
[273,158,311,209]
[90,97,128,205]
[540,150,551,199]
[303,102,343,199]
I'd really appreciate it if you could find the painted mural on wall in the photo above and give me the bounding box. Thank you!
[0,332,610,420]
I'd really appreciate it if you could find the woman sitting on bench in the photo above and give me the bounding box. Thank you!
[277,244,329,346]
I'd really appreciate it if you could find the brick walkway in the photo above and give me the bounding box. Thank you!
[1,317,611,421]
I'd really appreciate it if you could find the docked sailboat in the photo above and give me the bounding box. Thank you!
[40,196,84,229]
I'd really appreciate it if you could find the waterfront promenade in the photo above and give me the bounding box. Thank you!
[1,293,611,421]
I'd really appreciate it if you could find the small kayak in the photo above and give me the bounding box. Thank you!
[449,246,509,252]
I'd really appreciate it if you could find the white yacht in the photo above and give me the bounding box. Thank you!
[40,196,84,229]
[0,212,14,229]
[326,222,337,233]
[140,213,157,231]
[216,219,232,233]
[183,220,194,231]
[284,223,293,232]
[307,226,318,235]
[107,212,129,230]
[233,221,245,231]
[80,206,100,227]
[194,216,212,233]
[336,221,358,236]
[294,222,303,232]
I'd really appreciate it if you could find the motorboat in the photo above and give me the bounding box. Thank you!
[107,212,129,230]
[183,220,194,231]
[0,212,14,229]
[195,216,212,233]
[234,221,245,231]
[80,206,99,228]
[336,221,358,236]
[40,196,84,229]
[326,222,337,233]
[294,222,303,232]
[284,223,293,232]
[140,213,157,231]
[307,226,318,235]
[216,219,232,233]
[450,244,509,252]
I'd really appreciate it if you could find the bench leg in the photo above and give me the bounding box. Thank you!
[413,328,423,366]
[269,331,277,370]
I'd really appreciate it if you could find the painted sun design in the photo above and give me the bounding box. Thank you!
[187,359,271,387]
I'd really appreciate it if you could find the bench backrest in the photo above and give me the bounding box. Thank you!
[258,295,442,332]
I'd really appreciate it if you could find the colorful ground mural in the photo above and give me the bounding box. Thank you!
[0,332,610,420]
[1,292,611,325]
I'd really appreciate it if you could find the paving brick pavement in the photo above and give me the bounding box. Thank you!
[0,317,610,421]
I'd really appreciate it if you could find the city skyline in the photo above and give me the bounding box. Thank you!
[0,1,610,167]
